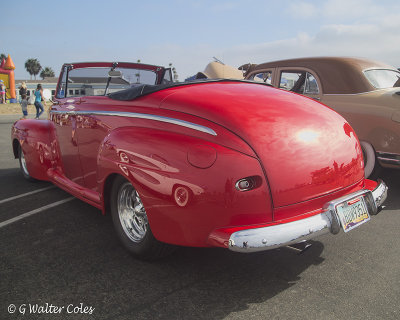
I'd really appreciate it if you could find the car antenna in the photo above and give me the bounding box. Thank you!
[213,57,225,65]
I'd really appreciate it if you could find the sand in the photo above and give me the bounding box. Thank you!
[0,103,51,115]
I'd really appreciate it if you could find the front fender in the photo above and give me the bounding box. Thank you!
[11,119,57,180]
[97,126,272,247]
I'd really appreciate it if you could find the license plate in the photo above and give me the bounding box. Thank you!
[336,196,370,232]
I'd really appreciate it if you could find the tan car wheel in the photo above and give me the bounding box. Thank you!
[360,141,376,178]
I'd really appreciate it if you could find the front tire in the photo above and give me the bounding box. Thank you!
[18,144,36,181]
[110,176,174,260]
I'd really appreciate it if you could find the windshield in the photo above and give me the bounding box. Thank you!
[63,67,158,97]
[363,69,400,89]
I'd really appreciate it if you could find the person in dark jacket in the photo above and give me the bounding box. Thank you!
[19,82,27,104]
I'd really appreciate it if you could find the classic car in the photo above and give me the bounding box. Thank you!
[11,61,388,260]
[243,57,400,178]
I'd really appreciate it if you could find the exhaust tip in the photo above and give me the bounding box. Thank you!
[286,241,313,254]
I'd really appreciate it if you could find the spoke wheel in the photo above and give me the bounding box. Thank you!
[110,176,175,260]
[20,149,29,176]
[18,144,35,181]
[117,182,148,243]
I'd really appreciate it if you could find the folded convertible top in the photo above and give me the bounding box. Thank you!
[108,79,270,101]
[108,83,172,101]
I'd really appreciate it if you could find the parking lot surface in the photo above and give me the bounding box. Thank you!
[1,115,399,319]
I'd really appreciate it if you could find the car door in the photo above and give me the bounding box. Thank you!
[51,66,85,186]
[74,100,110,193]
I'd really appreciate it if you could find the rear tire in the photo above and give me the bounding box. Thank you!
[18,144,36,181]
[110,175,174,260]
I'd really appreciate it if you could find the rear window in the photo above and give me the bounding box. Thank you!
[363,69,400,89]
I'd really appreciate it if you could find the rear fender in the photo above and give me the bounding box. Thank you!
[97,126,272,247]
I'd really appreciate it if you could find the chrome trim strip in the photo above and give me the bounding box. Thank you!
[324,87,398,96]
[377,151,400,165]
[376,151,400,157]
[377,157,400,165]
[324,92,371,96]
[228,180,388,253]
[50,110,217,136]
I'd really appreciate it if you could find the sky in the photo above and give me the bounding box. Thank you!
[2,0,400,80]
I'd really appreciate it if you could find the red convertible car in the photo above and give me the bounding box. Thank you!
[11,62,388,259]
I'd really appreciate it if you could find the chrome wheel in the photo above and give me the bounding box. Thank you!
[111,176,175,259]
[117,182,148,242]
[18,144,34,181]
[20,149,29,176]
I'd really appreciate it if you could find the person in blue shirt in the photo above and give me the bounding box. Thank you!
[34,84,45,119]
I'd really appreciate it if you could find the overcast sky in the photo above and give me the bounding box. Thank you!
[3,0,400,80]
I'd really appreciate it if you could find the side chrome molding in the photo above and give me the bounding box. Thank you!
[50,110,217,136]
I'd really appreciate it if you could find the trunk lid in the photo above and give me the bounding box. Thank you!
[160,81,364,208]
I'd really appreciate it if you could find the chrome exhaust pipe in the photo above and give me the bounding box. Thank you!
[286,241,312,254]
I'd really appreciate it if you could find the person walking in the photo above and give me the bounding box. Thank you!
[34,84,45,119]
[19,82,27,103]
[20,94,28,119]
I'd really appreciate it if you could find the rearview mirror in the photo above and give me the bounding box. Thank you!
[108,70,122,78]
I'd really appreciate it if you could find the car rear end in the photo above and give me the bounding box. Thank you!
[159,81,388,251]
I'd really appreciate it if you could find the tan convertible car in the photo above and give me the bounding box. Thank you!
[243,57,400,178]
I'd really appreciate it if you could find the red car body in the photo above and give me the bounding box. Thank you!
[11,62,387,258]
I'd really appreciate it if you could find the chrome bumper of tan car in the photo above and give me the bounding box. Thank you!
[228,180,388,253]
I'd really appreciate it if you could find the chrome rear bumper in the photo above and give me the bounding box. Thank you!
[228,180,388,253]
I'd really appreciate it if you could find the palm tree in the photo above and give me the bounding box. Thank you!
[0,53,6,63]
[40,67,55,79]
[25,58,42,80]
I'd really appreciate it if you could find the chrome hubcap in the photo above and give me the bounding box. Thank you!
[21,150,29,176]
[117,182,148,242]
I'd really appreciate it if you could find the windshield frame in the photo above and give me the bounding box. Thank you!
[55,62,170,99]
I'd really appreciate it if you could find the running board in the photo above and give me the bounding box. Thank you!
[47,168,102,210]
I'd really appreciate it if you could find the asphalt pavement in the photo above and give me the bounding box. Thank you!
[0,115,399,320]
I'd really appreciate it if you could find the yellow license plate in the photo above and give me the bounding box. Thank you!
[336,196,370,232]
